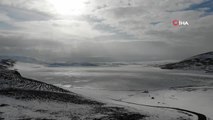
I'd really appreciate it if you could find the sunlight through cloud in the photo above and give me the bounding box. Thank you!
[47,0,87,16]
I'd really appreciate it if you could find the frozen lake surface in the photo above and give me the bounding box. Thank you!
[15,63,213,91]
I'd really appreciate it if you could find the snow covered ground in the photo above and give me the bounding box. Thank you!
[63,86,213,119]
[0,96,96,120]
[14,62,213,119]
[0,61,149,120]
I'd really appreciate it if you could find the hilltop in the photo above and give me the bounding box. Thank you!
[161,51,213,72]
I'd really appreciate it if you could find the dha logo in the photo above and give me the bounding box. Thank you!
[172,20,189,26]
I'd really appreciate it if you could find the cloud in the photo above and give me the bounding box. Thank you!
[0,0,212,61]
[0,5,51,22]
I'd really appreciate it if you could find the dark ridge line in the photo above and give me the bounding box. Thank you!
[111,99,207,120]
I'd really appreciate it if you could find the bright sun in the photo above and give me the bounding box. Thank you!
[47,0,87,16]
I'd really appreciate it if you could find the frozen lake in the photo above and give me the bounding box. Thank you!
[15,63,213,91]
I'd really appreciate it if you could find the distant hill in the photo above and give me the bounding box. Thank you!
[0,55,132,67]
[48,62,100,67]
[0,59,16,69]
[0,55,44,64]
[161,51,213,72]
[47,62,130,67]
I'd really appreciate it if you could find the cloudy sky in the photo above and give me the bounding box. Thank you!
[0,0,212,62]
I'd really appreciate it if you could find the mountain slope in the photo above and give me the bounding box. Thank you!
[0,59,147,120]
[161,51,213,72]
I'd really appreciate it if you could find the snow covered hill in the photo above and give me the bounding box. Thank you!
[161,51,213,72]
[0,59,148,120]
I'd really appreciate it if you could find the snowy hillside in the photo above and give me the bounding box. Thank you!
[0,59,147,120]
[161,51,213,72]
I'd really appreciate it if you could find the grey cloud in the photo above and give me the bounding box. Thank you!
[0,0,212,62]
[102,6,146,18]
[0,5,52,21]
[0,35,67,60]
[0,22,16,30]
